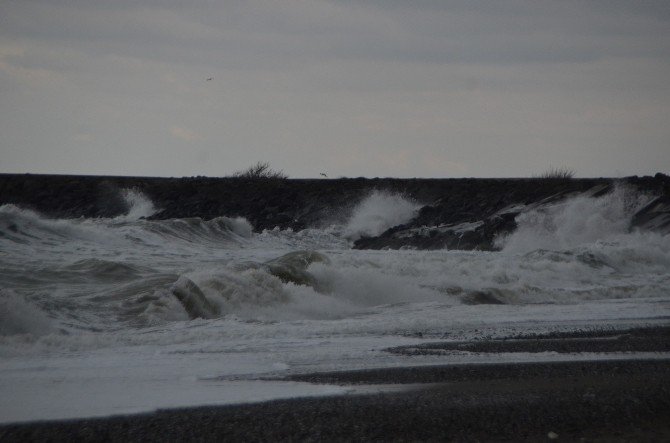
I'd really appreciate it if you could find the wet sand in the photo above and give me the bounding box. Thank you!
[2,327,669,442]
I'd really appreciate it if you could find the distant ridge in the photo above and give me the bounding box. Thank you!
[1,173,668,250]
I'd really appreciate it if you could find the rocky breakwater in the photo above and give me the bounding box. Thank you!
[0,174,440,231]
[354,174,670,250]
[353,173,670,251]
[0,173,668,251]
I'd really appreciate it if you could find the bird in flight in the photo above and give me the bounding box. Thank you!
[206,77,213,81]
[320,173,328,178]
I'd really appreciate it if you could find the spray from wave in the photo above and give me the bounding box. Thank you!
[496,185,653,253]
[343,191,420,240]
[1,184,668,339]
[113,188,158,221]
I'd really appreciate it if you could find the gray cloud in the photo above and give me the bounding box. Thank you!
[6,0,669,67]
[1,0,668,177]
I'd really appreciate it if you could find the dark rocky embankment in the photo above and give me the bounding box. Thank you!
[1,173,668,250]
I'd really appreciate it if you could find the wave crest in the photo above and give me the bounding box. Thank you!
[343,191,420,240]
[497,185,652,253]
[0,290,54,337]
[115,188,157,221]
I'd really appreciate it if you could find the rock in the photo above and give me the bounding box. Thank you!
[1,173,668,250]
[630,196,670,234]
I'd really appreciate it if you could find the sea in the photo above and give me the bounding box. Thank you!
[1,187,669,423]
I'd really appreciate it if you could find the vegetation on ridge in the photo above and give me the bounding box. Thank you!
[537,166,575,180]
[232,162,288,180]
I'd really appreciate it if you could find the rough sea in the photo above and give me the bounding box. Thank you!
[1,188,669,423]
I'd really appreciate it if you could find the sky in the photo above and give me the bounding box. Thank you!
[1,0,669,178]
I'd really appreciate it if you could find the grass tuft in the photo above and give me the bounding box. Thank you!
[232,162,288,180]
[536,166,575,180]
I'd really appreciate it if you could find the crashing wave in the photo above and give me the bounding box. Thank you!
[497,185,653,253]
[114,188,158,221]
[343,191,420,240]
[169,250,331,320]
[0,290,54,337]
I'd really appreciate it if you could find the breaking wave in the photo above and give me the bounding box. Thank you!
[116,188,158,221]
[497,185,654,253]
[0,204,253,250]
[0,290,54,337]
[0,185,668,342]
[343,191,420,240]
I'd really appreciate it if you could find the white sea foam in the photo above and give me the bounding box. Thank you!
[223,216,254,238]
[0,203,121,247]
[343,191,420,240]
[0,203,253,257]
[0,290,54,337]
[0,187,668,423]
[117,188,158,221]
[497,185,652,253]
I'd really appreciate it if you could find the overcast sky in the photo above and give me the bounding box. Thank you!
[1,1,669,178]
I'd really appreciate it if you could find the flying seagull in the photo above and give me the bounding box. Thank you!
[206,77,213,81]
[320,173,328,178]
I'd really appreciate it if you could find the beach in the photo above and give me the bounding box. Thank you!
[3,0,670,438]
[1,175,668,440]
[2,327,669,442]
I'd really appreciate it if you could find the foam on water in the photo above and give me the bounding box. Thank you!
[0,290,54,337]
[0,186,668,423]
[1,186,669,332]
[0,206,252,258]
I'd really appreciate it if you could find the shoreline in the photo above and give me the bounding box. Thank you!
[2,327,669,442]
